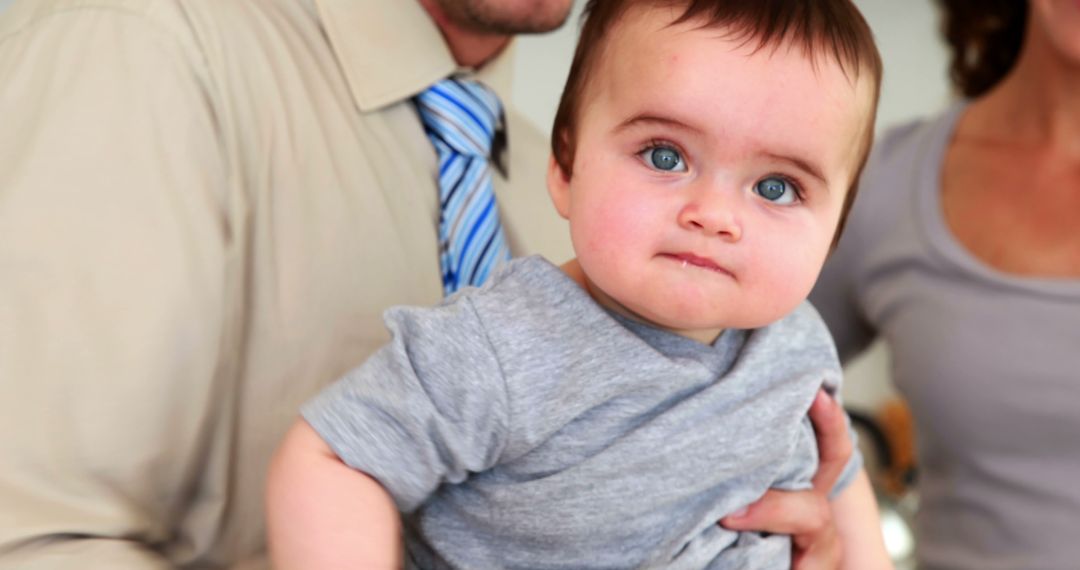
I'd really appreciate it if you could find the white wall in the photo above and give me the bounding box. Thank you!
[512,0,954,411]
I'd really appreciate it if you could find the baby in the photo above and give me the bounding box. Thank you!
[268,0,885,568]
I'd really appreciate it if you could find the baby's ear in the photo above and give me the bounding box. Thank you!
[546,154,571,220]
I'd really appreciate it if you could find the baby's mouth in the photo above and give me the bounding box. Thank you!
[661,253,735,278]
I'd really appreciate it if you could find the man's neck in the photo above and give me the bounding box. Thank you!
[418,0,511,68]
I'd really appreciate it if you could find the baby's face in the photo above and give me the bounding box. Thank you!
[548,6,874,343]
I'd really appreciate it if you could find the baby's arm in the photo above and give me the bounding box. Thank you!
[833,469,893,570]
[266,418,402,570]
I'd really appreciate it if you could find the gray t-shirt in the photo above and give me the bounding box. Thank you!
[811,103,1080,570]
[305,256,860,569]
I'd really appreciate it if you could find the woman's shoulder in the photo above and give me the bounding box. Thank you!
[846,104,965,227]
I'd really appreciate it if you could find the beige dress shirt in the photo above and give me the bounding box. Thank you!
[0,0,572,567]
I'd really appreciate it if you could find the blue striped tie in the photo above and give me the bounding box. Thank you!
[414,77,512,295]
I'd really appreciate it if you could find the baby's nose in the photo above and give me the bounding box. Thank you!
[677,189,742,241]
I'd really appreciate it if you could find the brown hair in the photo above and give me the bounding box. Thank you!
[549,0,883,244]
[936,0,1027,98]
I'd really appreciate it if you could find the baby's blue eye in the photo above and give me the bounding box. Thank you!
[754,176,798,204]
[641,146,686,172]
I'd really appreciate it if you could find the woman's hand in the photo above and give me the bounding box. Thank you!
[720,390,852,570]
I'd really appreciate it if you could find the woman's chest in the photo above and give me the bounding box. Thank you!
[941,147,1080,277]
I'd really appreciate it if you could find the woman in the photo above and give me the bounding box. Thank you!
[809,0,1080,568]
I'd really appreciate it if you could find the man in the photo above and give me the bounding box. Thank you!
[0,0,572,567]
[0,0,859,567]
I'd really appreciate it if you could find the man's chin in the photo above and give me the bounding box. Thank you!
[442,0,574,35]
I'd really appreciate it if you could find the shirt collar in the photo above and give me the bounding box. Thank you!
[314,0,516,112]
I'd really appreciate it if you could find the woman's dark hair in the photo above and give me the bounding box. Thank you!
[936,0,1028,98]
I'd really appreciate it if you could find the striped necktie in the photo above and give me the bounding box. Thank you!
[414,77,512,295]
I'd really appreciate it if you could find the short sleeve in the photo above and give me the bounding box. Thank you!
[773,390,864,499]
[824,361,865,498]
[301,298,510,513]
[830,413,864,498]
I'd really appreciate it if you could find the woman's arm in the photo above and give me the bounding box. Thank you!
[266,419,402,570]
[832,470,891,570]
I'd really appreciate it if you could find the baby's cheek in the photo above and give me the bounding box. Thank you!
[576,220,617,259]
[570,220,625,283]
[758,253,821,313]
[582,203,638,250]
